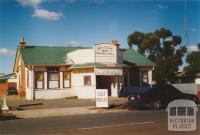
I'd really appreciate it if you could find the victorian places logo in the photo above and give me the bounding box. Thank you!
[166,99,198,131]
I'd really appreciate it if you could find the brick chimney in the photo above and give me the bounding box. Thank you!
[19,37,26,49]
[112,40,120,48]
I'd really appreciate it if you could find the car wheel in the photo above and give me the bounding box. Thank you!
[151,100,161,110]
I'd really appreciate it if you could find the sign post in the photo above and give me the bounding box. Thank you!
[96,89,109,108]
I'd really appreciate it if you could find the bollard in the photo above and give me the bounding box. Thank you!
[2,95,9,111]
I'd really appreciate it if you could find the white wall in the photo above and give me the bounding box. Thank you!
[71,72,96,98]
[195,78,200,84]
[148,70,153,85]
[25,67,34,100]
[35,89,76,99]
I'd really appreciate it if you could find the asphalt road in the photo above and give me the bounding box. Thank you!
[0,110,199,135]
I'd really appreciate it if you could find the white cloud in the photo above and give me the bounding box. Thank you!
[157,4,168,9]
[67,41,80,47]
[187,45,198,53]
[191,28,198,32]
[17,0,63,21]
[16,0,44,7]
[33,8,63,21]
[0,48,15,56]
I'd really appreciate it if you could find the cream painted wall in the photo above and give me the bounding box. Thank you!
[71,72,96,98]
[148,70,153,85]
[195,78,200,84]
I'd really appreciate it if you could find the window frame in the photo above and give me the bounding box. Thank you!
[63,71,71,88]
[84,75,91,86]
[47,67,60,89]
[35,71,44,89]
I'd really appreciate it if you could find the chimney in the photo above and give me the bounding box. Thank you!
[112,40,120,48]
[19,37,26,49]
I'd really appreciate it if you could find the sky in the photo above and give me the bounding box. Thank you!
[0,0,200,74]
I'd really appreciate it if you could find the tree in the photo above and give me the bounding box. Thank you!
[127,28,187,86]
[185,43,200,76]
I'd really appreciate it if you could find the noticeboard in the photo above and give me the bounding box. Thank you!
[96,89,109,108]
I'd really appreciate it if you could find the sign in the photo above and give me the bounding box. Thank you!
[95,44,115,57]
[96,89,109,108]
[166,99,198,131]
[95,68,122,76]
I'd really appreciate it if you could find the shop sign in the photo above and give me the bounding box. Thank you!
[96,89,109,108]
[95,68,122,75]
[95,44,115,57]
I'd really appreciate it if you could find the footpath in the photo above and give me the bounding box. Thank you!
[0,96,128,119]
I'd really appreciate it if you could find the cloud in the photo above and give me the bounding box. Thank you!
[187,45,198,53]
[0,48,15,56]
[16,0,44,7]
[157,4,168,9]
[67,41,81,47]
[17,0,63,21]
[33,8,63,21]
[191,28,198,32]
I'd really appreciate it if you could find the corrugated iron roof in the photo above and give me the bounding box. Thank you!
[19,46,155,66]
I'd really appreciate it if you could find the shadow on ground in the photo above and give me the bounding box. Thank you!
[0,112,22,121]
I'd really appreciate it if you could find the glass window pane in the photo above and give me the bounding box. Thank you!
[49,73,59,81]
[187,107,194,116]
[84,76,91,85]
[170,107,176,116]
[177,107,186,116]
[64,72,70,80]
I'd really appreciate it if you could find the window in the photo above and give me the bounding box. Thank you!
[187,107,194,116]
[177,107,186,116]
[63,71,71,88]
[47,67,59,89]
[84,76,91,85]
[35,71,44,89]
[170,107,176,116]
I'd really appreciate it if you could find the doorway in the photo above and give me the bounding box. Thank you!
[96,75,117,96]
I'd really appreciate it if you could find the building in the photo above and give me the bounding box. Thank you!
[13,38,155,100]
[0,73,17,95]
[176,71,200,84]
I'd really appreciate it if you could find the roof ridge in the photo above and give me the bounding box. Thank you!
[25,45,91,48]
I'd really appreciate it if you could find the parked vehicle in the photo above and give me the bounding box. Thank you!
[7,87,18,95]
[128,85,199,110]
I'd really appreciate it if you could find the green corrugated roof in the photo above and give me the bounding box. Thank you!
[123,49,155,66]
[70,62,129,68]
[19,46,155,66]
[20,46,89,65]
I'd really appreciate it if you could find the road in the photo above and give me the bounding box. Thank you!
[0,110,199,135]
